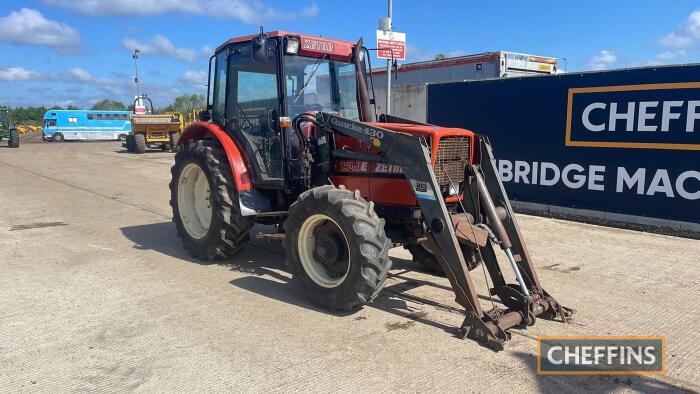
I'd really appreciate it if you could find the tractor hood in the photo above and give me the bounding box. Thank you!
[368,122,476,140]
[367,122,477,168]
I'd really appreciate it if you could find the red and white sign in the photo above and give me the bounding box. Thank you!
[376,30,406,61]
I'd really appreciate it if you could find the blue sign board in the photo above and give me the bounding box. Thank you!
[427,65,700,224]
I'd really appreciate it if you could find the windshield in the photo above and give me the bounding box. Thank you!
[284,55,359,120]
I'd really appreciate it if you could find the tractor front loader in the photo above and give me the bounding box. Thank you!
[169,29,571,349]
[296,112,572,349]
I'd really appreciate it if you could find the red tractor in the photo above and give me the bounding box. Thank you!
[170,29,571,349]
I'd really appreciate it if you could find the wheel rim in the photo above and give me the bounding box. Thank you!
[298,214,350,288]
[177,163,212,239]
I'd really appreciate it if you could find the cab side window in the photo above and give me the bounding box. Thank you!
[212,51,228,125]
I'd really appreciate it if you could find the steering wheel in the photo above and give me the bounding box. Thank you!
[236,103,258,131]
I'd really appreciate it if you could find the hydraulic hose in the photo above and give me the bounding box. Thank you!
[472,165,529,296]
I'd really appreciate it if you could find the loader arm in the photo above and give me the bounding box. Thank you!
[307,112,571,350]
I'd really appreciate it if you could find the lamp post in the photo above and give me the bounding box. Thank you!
[132,49,141,98]
[385,0,393,114]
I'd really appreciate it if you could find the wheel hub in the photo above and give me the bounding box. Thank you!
[177,163,212,239]
[298,214,351,288]
[312,223,347,278]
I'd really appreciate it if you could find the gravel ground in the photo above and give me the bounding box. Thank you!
[1,138,698,393]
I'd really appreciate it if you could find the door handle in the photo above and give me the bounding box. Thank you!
[267,109,277,133]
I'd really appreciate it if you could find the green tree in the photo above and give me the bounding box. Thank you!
[434,53,446,60]
[163,94,206,114]
[11,106,48,124]
[91,99,127,111]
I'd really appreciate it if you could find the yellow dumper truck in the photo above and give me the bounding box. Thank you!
[126,96,182,153]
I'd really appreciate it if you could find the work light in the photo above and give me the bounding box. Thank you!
[286,37,300,54]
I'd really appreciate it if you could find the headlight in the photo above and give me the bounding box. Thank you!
[286,37,300,54]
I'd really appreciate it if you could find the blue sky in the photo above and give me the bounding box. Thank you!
[1,0,699,108]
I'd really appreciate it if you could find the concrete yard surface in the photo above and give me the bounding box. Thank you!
[1,138,699,393]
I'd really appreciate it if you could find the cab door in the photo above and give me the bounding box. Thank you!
[223,40,285,188]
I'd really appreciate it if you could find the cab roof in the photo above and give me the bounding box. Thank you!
[216,30,356,62]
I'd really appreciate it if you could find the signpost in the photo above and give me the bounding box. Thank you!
[376,30,406,61]
[376,11,405,115]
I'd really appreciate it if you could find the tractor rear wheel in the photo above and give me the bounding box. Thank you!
[170,139,253,260]
[169,132,180,152]
[406,243,481,275]
[134,133,146,154]
[284,185,392,311]
[8,129,19,148]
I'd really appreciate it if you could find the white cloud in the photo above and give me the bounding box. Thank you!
[0,65,129,97]
[0,66,41,81]
[659,10,700,49]
[630,60,663,68]
[180,70,207,88]
[66,68,93,82]
[123,35,198,62]
[66,70,128,96]
[659,34,693,49]
[656,50,687,61]
[0,8,81,51]
[405,45,432,62]
[211,0,319,22]
[585,50,618,70]
[42,0,198,16]
[43,0,318,23]
[405,45,465,62]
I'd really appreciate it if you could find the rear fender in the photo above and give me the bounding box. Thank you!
[179,122,252,192]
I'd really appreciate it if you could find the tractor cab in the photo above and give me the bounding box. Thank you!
[205,30,372,189]
[0,107,19,148]
[0,108,9,129]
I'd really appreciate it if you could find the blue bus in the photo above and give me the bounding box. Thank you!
[42,110,132,142]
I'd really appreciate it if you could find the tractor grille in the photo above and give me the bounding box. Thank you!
[434,136,470,189]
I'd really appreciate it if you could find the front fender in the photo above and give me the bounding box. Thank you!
[179,122,252,191]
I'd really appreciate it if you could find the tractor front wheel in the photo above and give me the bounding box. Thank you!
[170,139,253,260]
[284,185,392,311]
[8,129,19,148]
[125,134,135,152]
[134,133,146,154]
[169,132,180,152]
